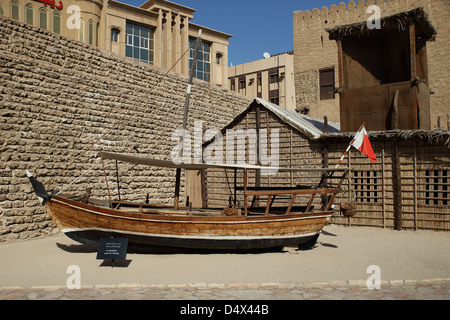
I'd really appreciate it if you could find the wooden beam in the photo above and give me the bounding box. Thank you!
[305,194,315,212]
[245,188,342,197]
[392,141,403,231]
[100,156,113,209]
[255,106,261,208]
[244,169,248,216]
[265,196,272,215]
[336,39,345,89]
[409,23,416,81]
[286,195,297,214]
[174,168,181,209]
[392,90,399,130]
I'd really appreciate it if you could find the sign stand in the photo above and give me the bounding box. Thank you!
[96,237,128,268]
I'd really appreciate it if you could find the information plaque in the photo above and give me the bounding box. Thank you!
[96,238,128,267]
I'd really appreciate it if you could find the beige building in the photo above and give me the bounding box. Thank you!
[293,0,450,129]
[228,51,296,111]
[0,0,231,87]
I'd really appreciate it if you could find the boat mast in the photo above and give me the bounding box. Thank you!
[174,29,202,209]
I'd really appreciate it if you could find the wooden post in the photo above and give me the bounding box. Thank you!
[115,160,121,201]
[244,169,248,216]
[392,90,399,130]
[409,23,420,129]
[321,116,329,209]
[306,194,315,213]
[234,168,237,205]
[174,30,202,209]
[100,156,113,209]
[392,141,403,231]
[255,106,261,207]
[409,23,417,81]
[413,141,417,230]
[265,196,272,215]
[336,40,344,89]
[381,142,386,228]
[286,195,296,214]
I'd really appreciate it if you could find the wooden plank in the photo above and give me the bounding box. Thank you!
[305,194,315,212]
[245,188,341,196]
[286,195,297,214]
[265,196,272,215]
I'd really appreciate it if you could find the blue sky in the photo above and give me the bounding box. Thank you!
[121,0,342,66]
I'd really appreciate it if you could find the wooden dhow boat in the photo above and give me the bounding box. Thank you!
[28,155,348,251]
[27,30,349,251]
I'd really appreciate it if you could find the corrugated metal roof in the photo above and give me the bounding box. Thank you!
[253,98,340,139]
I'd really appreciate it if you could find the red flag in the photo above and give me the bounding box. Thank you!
[351,127,377,163]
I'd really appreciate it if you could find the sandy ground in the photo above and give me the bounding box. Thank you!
[0,225,449,288]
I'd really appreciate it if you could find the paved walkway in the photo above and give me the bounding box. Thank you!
[2,225,449,303]
[1,279,449,300]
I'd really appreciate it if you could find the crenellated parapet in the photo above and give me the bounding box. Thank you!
[293,0,437,31]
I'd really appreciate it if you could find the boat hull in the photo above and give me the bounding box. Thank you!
[46,196,331,250]
[63,229,320,251]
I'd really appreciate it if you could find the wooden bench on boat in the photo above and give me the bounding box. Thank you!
[236,167,349,216]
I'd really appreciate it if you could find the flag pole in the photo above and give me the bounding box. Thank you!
[335,122,366,169]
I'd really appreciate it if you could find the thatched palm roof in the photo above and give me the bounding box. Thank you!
[326,7,437,41]
[318,129,450,148]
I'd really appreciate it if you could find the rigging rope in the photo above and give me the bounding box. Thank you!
[45,39,199,189]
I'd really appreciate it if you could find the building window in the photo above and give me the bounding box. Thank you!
[216,52,222,65]
[269,72,278,84]
[78,18,84,42]
[10,0,19,20]
[96,22,100,47]
[239,79,246,91]
[126,21,154,64]
[352,170,380,203]
[88,19,93,45]
[189,38,210,82]
[111,28,119,43]
[319,67,335,100]
[230,78,235,91]
[39,7,47,30]
[424,170,448,206]
[269,90,279,105]
[52,11,60,34]
[25,4,33,25]
[269,96,279,105]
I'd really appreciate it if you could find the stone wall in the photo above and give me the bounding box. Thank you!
[293,0,450,127]
[0,16,251,242]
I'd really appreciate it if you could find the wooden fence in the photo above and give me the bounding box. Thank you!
[327,136,450,231]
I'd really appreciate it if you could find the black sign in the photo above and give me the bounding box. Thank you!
[96,238,128,260]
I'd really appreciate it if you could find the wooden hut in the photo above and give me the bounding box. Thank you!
[326,7,437,132]
[203,99,450,232]
[202,98,340,213]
